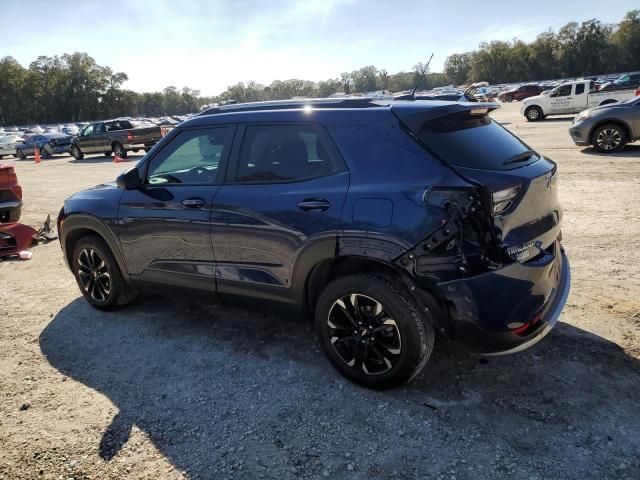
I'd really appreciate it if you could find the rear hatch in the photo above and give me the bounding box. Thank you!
[393,102,562,261]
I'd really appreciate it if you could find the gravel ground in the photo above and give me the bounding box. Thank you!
[1,102,639,479]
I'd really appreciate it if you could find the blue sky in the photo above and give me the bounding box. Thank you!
[1,0,637,96]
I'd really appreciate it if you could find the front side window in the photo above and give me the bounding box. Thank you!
[235,125,338,182]
[552,85,572,97]
[146,127,231,185]
[82,125,94,137]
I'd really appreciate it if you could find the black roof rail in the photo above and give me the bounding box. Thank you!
[198,97,387,116]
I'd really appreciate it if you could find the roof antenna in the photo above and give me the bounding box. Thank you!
[411,53,434,99]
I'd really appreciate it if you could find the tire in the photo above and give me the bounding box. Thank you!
[39,147,50,159]
[71,145,84,160]
[132,149,139,153]
[505,95,513,102]
[591,123,628,153]
[525,106,543,122]
[12,154,19,158]
[17,149,26,160]
[72,235,137,310]
[113,143,128,159]
[315,273,435,389]
[104,151,112,157]
[599,99,617,106]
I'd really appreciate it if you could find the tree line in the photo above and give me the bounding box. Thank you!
[1,10,638,125]
[444,10,640,85]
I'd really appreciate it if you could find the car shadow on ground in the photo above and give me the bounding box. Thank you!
[540,116,575,122]
[39,296,640,479]
[67,154,145,164]
[580,144,640,156]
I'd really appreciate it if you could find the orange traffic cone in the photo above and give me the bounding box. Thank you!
[113,153,124,163]
[34,148,42,164]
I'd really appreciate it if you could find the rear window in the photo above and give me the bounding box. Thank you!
[416,111,538,171]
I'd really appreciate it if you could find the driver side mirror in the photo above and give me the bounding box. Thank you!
[116,167,142,190]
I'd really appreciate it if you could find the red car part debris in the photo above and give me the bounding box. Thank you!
[0,223,38,259]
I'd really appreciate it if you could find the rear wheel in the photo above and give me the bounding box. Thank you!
[72,235,137,310]
[525,106,543,122]
[113,143,128,158]
[315,273,434,389]
[592,123,628,153]
[71,145,84,160]
[17,149,26,160]
[504,95,513,102]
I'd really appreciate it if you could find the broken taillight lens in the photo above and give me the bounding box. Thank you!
[491,185,520,215]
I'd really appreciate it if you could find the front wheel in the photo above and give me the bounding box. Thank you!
[72,235,137,310]
[17,149,26,160]
[113,143,128,158]
[39,147,50,159]
[315,273,435,389]
[71,145,84,160]
[525,106,543,122]
[592,123,628,153]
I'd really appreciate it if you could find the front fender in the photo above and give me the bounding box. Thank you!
[59,213,131,283]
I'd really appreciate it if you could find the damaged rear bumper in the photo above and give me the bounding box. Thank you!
[436,240,570,354]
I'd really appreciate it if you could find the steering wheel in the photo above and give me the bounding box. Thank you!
[184,166,210,182]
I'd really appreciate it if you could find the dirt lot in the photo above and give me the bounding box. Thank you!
[1,103,639,480]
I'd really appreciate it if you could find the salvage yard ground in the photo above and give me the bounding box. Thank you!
[1,102,639,480]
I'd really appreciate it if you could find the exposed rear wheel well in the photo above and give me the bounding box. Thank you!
[306,257,402,316]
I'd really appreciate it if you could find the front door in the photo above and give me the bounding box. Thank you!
[549,84,574,114]
[78,124,100,153]
[117,125,235,291]
[212,123,348,301]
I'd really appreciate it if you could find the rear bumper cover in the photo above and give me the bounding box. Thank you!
[436,240,570,354]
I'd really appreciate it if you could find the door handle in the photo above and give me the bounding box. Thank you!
[182,198,206,208]
[297,199,330,212]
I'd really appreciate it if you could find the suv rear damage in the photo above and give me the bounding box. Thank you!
[392,103,570,354]
[58,98,570,389]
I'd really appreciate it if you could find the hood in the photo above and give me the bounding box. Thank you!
[522,94,545,104]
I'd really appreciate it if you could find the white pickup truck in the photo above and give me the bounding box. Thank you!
[520,80,638,121]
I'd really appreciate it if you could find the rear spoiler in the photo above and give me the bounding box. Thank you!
[391,102,500,134]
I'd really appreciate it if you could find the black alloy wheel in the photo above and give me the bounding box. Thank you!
[327,293,402,375]
[77,248,112,303]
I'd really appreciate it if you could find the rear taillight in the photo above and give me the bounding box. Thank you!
[491,185,520,215]
[127,131,134,141]
[636,87,640,97]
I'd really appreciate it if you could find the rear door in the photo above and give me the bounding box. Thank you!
[572,82,588,112]
[212,123,348,299]
[117,125,235,291]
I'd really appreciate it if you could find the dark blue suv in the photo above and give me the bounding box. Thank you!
[58,98,570,389]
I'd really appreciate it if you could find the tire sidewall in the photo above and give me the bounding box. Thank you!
[72,146,83,160]
[72,236,124,310]
[315,275,432,389]
[525,106,542,122]
[592,124,627,153]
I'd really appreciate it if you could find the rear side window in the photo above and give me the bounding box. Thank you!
[416,111,537,171]
[575,84,585,95]
[235,125,341,182]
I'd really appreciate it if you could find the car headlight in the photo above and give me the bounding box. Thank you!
[574,111,592,123]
